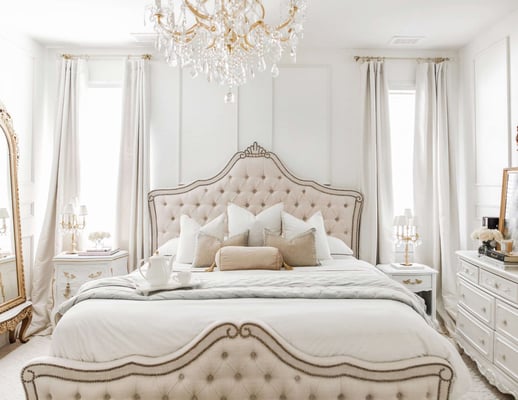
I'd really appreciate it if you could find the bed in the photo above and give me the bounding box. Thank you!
[22,142,470,400]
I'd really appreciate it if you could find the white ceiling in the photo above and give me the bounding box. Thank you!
[0,0,517,50]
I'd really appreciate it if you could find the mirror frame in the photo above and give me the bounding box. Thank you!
[0,103,26,313]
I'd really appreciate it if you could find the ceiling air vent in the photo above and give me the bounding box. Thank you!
[389,36,425,46]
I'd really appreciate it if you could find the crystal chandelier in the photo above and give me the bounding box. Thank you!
[146,0,307,102]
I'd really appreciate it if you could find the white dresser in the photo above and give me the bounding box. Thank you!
[51,251,128,322]
[456,250,518,398]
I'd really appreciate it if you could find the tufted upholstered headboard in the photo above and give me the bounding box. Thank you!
[149,142,364,257]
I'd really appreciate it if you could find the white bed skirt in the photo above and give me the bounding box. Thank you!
[23,322,456,400]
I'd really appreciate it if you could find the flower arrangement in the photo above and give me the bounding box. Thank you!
[88,231,111,242]
[470,228,502,242]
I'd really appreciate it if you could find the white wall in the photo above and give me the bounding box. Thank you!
[458,9,518,248]
[0,31,43,347]
[38,46,457,254]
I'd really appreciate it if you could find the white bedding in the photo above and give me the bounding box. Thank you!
[51,257,470,398]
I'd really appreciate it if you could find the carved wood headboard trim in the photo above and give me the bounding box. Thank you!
[148,142,364,257]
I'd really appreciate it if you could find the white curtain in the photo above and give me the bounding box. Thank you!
[115,59,150,270]
[413,61,460,332]
[29,58,85,335]
[359,60,394,265]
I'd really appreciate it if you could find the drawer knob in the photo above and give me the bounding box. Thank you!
[402,278,423,285]
[503,320,508,326]
[495,283,500,289]
[480,339,485,345]
[482,307,486,313]
[502,354,507,361]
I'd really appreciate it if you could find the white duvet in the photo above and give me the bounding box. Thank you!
[51,257,470,398]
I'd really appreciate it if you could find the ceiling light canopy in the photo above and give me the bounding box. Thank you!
[146,0,307,102]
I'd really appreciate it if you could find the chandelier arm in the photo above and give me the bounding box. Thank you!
[274,6,297,32]
[155,14,198,41]
[184,0,211,21]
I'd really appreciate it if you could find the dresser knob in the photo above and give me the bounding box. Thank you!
[495,283,500,289]
[480,339,485,345]
[503,320,508,326]
[482,307,486,313]
[502,354,507,361]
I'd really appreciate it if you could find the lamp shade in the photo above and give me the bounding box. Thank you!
[404,208,413,219]
[0,208,9,219]
[63,203,75,215]
[393,215,407,226]
[79,205,88,216]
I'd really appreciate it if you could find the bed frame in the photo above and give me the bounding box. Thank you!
[22,143,455,400]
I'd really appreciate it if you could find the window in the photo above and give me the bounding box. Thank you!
[79,86,122,244]
[389,90,416,215]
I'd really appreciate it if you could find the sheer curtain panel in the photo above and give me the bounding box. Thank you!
[29,58,85,334]
[413,61,460,332]
[115,59,150,269]
[359,60,394,265]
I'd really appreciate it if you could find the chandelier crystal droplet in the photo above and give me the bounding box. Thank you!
[146,0,307,101]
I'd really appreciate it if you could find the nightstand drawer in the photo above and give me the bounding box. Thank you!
[457,306,494,361]
[459,278,495,327]
[458,259,479,284]
[494,334,518,381]
[392,274,432,291]
[496,300,518,344]
[480,270,518,303]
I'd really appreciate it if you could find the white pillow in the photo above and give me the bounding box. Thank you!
[176,214,225,263]
[282,211,332,260]
[157,237,179,256]
[227,203,283,246]
[327,236,354,256]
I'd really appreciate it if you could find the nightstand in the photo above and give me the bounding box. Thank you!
[51,250,128,321]
[377,263,437,322]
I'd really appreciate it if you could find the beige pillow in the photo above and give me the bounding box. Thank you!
[214,246,284,271]
[192,232,248,268]
[264,228,318,266]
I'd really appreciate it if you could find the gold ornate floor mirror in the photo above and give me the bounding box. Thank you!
[0,101,32,343]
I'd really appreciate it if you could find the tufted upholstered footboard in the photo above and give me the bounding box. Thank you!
[22,322,454,400]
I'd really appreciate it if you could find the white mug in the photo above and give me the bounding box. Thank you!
[174,270,192,286]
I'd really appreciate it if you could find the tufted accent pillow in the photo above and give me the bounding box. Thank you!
[282,211,332,260]
[227,203,283,246]
[215,246,283,271]
[177,214,225,263]
[264,228,318,266]
[192,231,248,268]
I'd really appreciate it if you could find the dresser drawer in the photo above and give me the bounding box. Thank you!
[459,278,495,327]
[494,334,518,381]
[458,259,479,284]
[480,270,518,303]
[496,300,518,344]
[392,274,432,291]
[457,306,494,361]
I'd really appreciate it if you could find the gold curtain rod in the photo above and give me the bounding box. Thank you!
[354,56,450,63]
[61,54,152,60]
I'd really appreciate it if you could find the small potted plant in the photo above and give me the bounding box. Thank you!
[471,228,503,256]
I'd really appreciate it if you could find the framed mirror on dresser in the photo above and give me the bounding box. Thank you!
[0,102,31,344]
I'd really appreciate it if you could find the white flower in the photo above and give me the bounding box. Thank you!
[88,231,111,241]
[470,228,502,242]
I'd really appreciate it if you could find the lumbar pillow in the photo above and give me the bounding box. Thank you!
[264,228,318,266]
[327,236,354,256]
[227,203,283,246]
[192,231,248,268]
[176,214,225,263]
[214,246,285,271]
[281,211,332,260]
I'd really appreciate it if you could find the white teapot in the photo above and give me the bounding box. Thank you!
[138,251,173,286]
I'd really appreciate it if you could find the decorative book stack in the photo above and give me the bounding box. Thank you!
[484,249,518,269]
[78,248,120,257]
